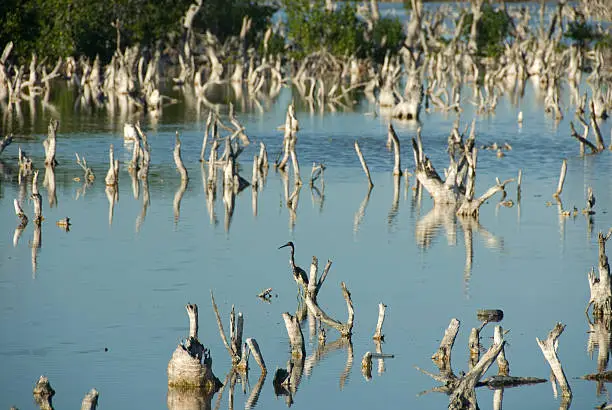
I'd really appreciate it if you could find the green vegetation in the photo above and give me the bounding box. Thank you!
[0,0,276,65]
[283,0,405,62]
[462,4,512,58]
[564,20,612,50]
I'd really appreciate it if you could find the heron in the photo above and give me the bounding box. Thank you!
[278,241,309,292]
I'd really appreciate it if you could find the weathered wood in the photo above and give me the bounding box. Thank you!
[104,144,119,187]
[43,119,58,167]
[373,303,386,341]
[167,303,219,391]
[282,312,305,358]
[587,231,612,318]
[199,111,213,162]
[355,140,374,188]
[388,124,402,176]
[477,375,547,388]
[468,327,480,370]
[33,375,55,410]
[76,153,95,182]
[174,132,188,181]
[449,340,505,410]
[432,318,460,374]
[305,282,354,337]
[31,170,43,225]
[246,338,266,373]
[536,322,571,398]
[80,389,99,410]
[477,309,504,323]
[494,326,509,376]
[553,159,567,198]
[14,198,28,226]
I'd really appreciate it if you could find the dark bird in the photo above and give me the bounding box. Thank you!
[278,241,309,290]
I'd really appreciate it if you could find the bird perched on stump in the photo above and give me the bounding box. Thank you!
[278,241,309,290]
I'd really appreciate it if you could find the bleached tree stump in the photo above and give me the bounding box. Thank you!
[355,140,374,188]
[167,304,219,392]
[372,303,386,341]
[43,119,58,167]
[587,231,612,318]
[536,323,571,399]
[31,170,43,225]
[174,132,188,181]
[80,389,99,410]
[33,375,55,410]
[104,144,119,187]
[431,318,460,376]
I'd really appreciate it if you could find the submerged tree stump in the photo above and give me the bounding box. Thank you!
[167,304,220,392]
[587,231,612,318]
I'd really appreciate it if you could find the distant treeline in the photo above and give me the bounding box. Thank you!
[0,0,277,64]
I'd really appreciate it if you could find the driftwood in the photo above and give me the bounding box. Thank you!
[372,303,386,341]
[31,170,43,225]
[174,132,188,181]
[167,304,219,391]
[104,144,119,187]
[419,318,546,409]
[33,376,99,410]
[355,140,374,188]
[305,281,354,337]
[411,126,512,216]
[33,376,55,410]
[14,198,28,226]
[274,312,306,406]
[536,323,572,399]
[43,119,58,167]
[388,124,402,176]
[586,231,612,318]
[210,291,266,373]
[75,153,95,182]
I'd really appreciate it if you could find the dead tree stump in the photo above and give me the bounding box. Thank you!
[587,231,612,318]
[167,304,219,392]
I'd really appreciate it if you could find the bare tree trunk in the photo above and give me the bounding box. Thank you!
[553,159,567,198]
[43,119,58,167]
[536,323,572,399]
[355,141,374,188]
[587,231,612,318]
[388,124,402,176]
[372,303,386,340]
[174,132,189,181]
[167,303,219,391]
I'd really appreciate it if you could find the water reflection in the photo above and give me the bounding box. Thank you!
[416,205,503,296]
[585,316,612,397]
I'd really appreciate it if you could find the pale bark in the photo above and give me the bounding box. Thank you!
[33,375,55,410]
[553,159,567,198]
[104,144,119,187]
[282,312,305,358]
[80,389,99,410]
[355,141,374,188]
[587,231,612,318]
[31,170,42,225]
[537,323,571,399]
[174,132,188,182]
[43,119,58,167]
[388,124,402,176]
[373,303,386,341]
[431,318,460,376]
[167,303,218,391]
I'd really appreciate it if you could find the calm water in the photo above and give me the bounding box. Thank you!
[2,16,612,410]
